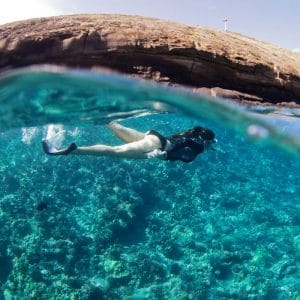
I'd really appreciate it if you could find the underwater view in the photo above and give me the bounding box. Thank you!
[0,67,299,299]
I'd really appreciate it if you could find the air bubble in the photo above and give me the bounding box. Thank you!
[247,124,269,139]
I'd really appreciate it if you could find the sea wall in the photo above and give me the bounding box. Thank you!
[1,14,300,104]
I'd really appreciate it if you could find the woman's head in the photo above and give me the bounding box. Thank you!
[171,126,216,141]
[191,126,215,141]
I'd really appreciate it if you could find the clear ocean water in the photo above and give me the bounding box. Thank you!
[0,66,299,299]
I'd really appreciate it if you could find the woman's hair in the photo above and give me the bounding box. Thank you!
[170,126,215,141]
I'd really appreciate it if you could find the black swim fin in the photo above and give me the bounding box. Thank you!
[42,140,77,156]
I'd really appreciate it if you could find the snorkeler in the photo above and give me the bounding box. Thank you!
[42,121,217,163]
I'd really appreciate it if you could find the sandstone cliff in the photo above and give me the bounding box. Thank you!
[0,14,300,104]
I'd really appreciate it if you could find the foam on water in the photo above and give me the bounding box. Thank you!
[44,124,66,147]
[21,127,39,145]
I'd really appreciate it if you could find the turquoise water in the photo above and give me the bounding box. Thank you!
[0,67,300,299]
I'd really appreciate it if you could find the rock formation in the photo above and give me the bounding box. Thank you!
[0,14,300,104]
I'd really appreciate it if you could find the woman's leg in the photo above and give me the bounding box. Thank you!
[73,134,161,159]
[107,121,146,143]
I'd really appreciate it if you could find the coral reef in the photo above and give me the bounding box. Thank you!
[0,113,299,299]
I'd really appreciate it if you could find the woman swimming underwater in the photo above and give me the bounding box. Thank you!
[42,121,217,163]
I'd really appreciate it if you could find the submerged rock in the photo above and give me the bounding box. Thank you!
[36,201,47,211]
[0,246,12,285]
[0,14,300,104]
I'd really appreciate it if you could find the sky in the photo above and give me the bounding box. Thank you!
[0,0,299,51]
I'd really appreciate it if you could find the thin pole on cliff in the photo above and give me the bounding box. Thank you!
[223,18,228,32]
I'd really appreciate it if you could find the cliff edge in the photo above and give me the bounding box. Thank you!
[1,14,300,104]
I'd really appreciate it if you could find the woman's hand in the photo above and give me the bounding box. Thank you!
[146,149,167,159]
